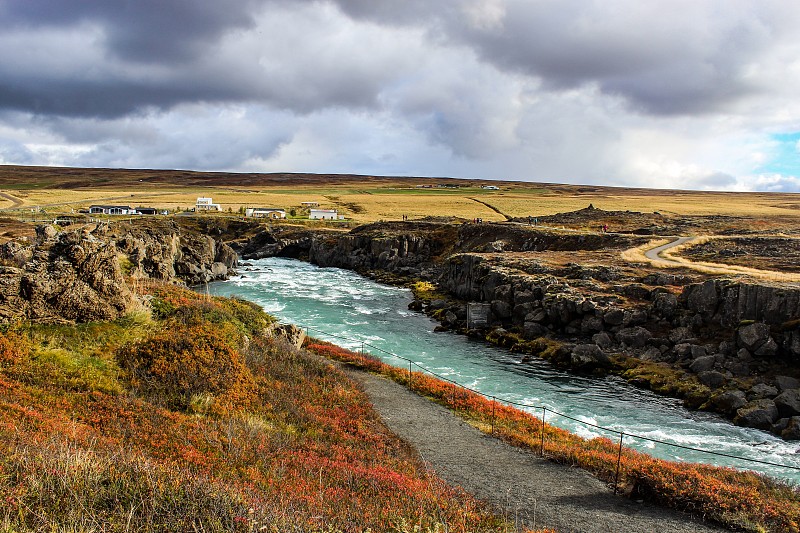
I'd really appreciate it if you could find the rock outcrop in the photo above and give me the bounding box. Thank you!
[0,225,133,322]
[113,220,238,285]
[0,220,238,323]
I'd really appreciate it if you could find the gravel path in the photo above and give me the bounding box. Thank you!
[344,367,725,533]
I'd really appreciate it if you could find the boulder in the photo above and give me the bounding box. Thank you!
[710,390,747,415]
[685,279,718,316]
[776,375,800,391]
[272,324,306,349]
[774,389,800,418]
[523,321,548,339]
[747,383,779,401]
[782,417,800,440]
[570,344,611,370]
[616,326,652,348]
[640,347,663,362]
[754,337,779,357]
[491,300,512,319]
[652,292,678,318]
[698,371,725,388]
[592,331,613,349]
[690,345,707,359]
[738,322,771,352]
[734,399,779,430]
[690,355,716,374]
[603,308,625,326]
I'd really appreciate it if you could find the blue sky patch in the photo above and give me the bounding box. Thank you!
[759,132,800,176]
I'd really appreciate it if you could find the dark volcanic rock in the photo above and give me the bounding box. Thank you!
[569,344,611,371]
[735,399,779,430]
[710,390,747,415]
[774,389,800,418]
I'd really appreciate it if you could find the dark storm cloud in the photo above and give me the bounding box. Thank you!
[1,0,259,63]
[328,0,779,116]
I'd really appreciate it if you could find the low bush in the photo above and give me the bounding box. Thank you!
[117,324,254,411]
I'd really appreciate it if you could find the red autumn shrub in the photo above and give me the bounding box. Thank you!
[117,324,253,410]
[0,331,28,368]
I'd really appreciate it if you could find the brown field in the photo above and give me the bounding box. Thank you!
[2,165,800,231]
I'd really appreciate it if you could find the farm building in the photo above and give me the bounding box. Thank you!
[89,205,158,215]
[245,208,286,219]
[196,197,221,211]
[309,209,342,220]
[301,201,320,208]
[89,205,133,215]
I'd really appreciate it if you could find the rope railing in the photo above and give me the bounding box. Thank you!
[302,324,800,476]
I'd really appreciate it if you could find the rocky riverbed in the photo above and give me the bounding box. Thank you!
[235,218,800,440]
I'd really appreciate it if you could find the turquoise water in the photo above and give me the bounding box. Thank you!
[209,257,800,483]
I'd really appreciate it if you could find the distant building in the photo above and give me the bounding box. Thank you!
[89,205,133,215]
[196,197,221,211]
[134,207,158,215]
[481,185,500,190]
[301,201,320,208]
[245,208,286,219]
[309,209,342,220]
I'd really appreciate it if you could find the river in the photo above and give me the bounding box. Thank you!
[209,257,800,483]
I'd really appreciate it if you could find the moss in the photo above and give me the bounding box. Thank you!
[410,280,448,301]
[616,356,711,409]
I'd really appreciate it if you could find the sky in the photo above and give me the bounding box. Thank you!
[0,1,799,192]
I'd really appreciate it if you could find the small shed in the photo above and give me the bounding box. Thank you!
[309,209,340,220]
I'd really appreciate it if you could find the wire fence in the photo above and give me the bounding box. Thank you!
[300,324,800,487]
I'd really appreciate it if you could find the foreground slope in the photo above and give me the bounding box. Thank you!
[0,284,513,532]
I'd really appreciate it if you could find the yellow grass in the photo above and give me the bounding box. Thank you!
[4,172,800,223]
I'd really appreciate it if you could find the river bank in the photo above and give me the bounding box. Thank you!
[232,217,800,441]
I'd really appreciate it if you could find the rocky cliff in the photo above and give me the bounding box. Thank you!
[238,220,800,438]
[0,220,238,323]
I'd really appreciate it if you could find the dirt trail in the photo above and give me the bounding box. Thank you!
[0,191,24,210]
[643,236,694,264]
[343,366,723,533]
[635,236,800,282]
[468,197,512,221]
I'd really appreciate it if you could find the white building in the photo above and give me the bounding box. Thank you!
[89,205,133,215]
[481,185,500,190]
[309,209,342,220]
[245,208,286,219]
[196,197,221,211]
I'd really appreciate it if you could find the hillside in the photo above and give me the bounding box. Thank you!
[0,283,520,532]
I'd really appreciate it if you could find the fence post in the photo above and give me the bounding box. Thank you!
[540,407,546,456]
[614,432,624,495]
[491,396,496,435]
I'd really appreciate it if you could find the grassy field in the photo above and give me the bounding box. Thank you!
[3,165,800,225]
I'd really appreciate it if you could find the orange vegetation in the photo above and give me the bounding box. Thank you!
[306,340,800,532]
[0,286,527,532]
